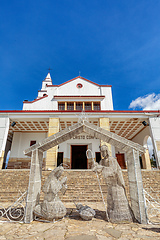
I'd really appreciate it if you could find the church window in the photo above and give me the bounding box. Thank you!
[85,102,92,110]
[58,103,65,110]
[76,83,83,88]
[67,102,74,110]
[76,102,83,110]
[93,102,100,110]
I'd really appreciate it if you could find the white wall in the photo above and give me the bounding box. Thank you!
[132,126,150,146]
[56,78,100,96]
[10,132,47,158]
[0,117,9,157]
[101,87,113,110]
[58,133,100,159]
[149,117,160,168]
[23,77,113,110]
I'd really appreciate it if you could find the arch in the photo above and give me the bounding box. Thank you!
[140,135,152,169]
[24,121,147,224]
[5,150,10,169]
[143,135,150,149]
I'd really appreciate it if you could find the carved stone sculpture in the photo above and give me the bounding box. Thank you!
[92,145,133,223]
[76,203,95,220]
[34,166,67,220]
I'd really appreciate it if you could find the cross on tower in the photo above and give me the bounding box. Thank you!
[48,67,52,73]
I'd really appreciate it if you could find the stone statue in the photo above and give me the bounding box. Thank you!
[92,145,133,223]
[75,203,96,220]
[34,166,67,220]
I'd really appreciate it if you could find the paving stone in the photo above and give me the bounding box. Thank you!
[137,229,160,236]
[96,234,113,240]
[0,202,160,240]
[105,228,122,238]
[65,235,98,240]
[42,229,66,239]
[115,224,131,230]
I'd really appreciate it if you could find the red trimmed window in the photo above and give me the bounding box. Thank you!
[76,102,83,110]
[93,102,100,110]
[58,103,65,110]
[67,102,74,110]
[85,102,92,110]
[76,83,83,88]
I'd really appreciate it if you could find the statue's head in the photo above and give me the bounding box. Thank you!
[100,145,109,159]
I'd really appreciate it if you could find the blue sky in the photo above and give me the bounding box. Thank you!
[0,0,160,110]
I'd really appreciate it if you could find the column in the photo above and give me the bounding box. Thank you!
[83,102,85,110]
[65,102,67,110]
[46,118,59,170]
[149,117,160,168]
[141,148,152,169]
[99,118,112,155]
[74,102,76,110]
[0,117,9,169]
[91,102,94,110]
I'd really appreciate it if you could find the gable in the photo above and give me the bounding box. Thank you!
[56,78,101,96]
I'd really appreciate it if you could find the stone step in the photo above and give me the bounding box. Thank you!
[0,169,160,203]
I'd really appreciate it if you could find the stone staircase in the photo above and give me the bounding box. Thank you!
[0,169,160,203]
[42,170,108,202]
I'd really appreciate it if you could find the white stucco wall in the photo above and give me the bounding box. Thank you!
[0,117,9,157]
[132,126,150,146]
[58,133,100,159]
[149,117,160,168]
[10,132,47,158]
[57,78,100,96]
[23,77,113,110]
[101,87,113,110]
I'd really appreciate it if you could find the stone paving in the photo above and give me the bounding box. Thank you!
[0,202,160,240]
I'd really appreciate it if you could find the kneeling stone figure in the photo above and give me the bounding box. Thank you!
[34,166,67,220]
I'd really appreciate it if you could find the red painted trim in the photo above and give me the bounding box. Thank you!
[46,76,112,88]
[0,110,160,113]
[54,95,105,99]
[38,90,47,92]
[23,95,48,103]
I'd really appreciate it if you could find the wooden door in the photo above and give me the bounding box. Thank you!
[116,153,126,169]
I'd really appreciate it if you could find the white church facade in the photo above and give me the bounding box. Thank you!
[0,73,160,170]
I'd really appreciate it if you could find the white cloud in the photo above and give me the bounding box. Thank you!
[129,93,160,110]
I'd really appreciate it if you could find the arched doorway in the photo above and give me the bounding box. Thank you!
[143,136,156,168]
[4,150,10,169]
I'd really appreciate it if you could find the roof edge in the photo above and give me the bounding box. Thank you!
[45,76,112,88]
[0,110,160,113]
[23,95,48,104]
